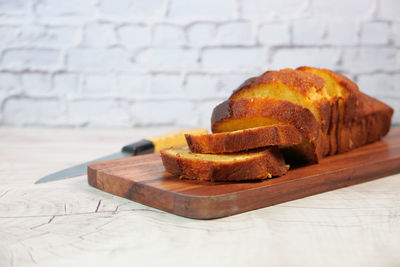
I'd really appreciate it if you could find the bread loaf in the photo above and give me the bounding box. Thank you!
[211,67,393,163]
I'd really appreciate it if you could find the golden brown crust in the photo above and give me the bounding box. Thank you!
[345,93,393,152]
[211,97,322,162]
[297,67,392,154]
[160,147,287,182]
[232,68,325,97]
[296,66,358,93]
[316,68,359,126]
[185,125,302,154]
[211,66,393,163]
[317,98,332,157]
[327,99,339,155]
[297,66,362,154]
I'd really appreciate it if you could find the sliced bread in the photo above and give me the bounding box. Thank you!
[211,97,321,162]
[185,125,302,154]
[160,147,287,182]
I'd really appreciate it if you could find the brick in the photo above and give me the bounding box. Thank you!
[342,48,397,73]
[67,48,133,71]
[53,73,78,94]
[292,18,325,45]
[82,74,115,94]
[116,73,150,96]
[187,23,217,47]
[153,25,185,47]
[169,0,233,19]
[378,0,400,21]
[44,26,78,46]
[130,100,196,126]
[202,48,264,70]
[397,49,400,71]
[16,25,78,46]
[1,48,61,70]
[3,98,62,126]
[16,24,45,43]
[0,26,18,44]
[293,19,358,45]
[150,74,182,94]
[241,0,308,19]
[271,48,340,70]
[217,22,252,45]
[100,0,165,17]
[184,74,218,98]
[312,0,375,18]
[325,19,358,45]
[22,73,52,93]
[136,48,198,71]
[69,100,130,127]
[360,22,390,45]
[82,22,116,47]
[258,23,290,45]
[0,73,20,92]
[0,95,4,122]
[357,73,400,97]
[0,0,29,14]
[117,24,151,47]
[393,23,400,45]
[36,0,95,16]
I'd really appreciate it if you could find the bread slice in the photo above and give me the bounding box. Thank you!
[211,97,321,162]
[186,125,302,154]
[160,147,287,182]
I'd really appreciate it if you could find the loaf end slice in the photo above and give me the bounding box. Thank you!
[185,125,302,154]
[160,147,287,182]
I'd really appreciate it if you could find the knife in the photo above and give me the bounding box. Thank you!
[35,128,208,184]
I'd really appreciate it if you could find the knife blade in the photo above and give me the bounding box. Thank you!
[34,128,208,184]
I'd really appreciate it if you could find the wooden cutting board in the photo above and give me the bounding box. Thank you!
[88,128,400,219]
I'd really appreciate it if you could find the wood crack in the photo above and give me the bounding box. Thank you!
[0,207,160,219]
[27,247,37,265]
[18,240,38,265]
[47,215,55,224]
[95,200,101,212]
[30,216,56,230]
[0,190,9,200]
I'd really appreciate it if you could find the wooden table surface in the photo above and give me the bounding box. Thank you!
[1,127,400,267]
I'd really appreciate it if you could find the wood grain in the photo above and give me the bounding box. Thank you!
[88,128,400,219]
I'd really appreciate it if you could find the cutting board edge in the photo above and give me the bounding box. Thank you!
[87,155,400,219]
[170,156,400,219]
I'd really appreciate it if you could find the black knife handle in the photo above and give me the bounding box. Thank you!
[121,139,155,155]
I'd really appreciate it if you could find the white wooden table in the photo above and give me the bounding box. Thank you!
[1,127,400,267]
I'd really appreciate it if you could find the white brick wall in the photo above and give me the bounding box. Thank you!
[0,0,399,129]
